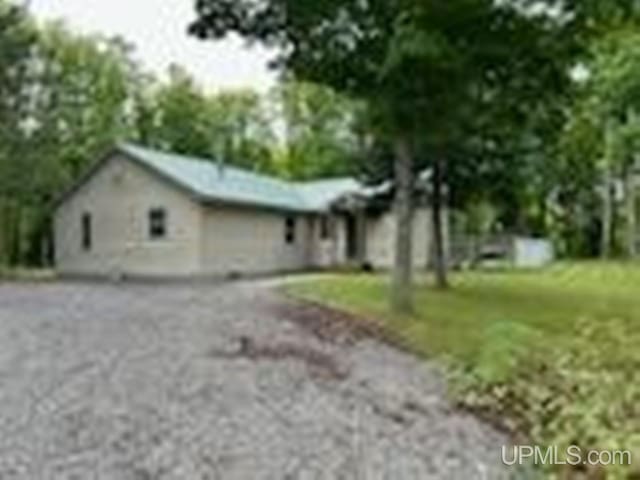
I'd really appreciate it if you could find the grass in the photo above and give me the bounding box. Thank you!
[287,261,640,364]
[0,268,55,282]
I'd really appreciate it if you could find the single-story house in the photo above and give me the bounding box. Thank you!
[54,143,447,279]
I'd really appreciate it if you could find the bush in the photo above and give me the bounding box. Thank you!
[450,319,640,479]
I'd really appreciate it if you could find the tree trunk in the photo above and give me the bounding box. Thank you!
[391,135,414,314]
[8,202,22,267]
[41,218,53,267]
[431,157,449,289]
[601,163,614,259]
[601,121,616,259]
[0,199,6,267]
[626,165,637,258]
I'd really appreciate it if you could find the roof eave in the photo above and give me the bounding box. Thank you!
[199,196,322,214]
[52,145,123,211]
[53,143,338,215]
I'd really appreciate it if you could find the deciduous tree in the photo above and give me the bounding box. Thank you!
[273,80,362,180]
[0,1,37,265]
[189,0,456,311]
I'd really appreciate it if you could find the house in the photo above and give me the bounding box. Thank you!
[54,143,445,279]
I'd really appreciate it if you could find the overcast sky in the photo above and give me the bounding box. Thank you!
[29,0,278,92]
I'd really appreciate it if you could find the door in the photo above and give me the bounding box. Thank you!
[345,213,358,260]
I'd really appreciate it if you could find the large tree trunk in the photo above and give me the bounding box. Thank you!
[601,166,614,259]
[431,157,449,289]
[391,135,414,314]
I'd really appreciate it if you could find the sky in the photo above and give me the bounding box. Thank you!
[29,0,278,93]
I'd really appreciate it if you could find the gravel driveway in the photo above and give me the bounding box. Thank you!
[0,280,509,479]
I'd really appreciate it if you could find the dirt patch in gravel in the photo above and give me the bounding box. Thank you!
[209,335,350,381]
[272,298,409,350]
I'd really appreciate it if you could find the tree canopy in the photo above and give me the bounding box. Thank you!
[273,80,363,180]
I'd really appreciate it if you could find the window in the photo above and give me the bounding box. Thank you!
[320,215,331,240]
[149,208,167,239]
[285,217,296,244]
[81,212,92,251]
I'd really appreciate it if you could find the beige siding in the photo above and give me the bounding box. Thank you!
[307,215,346,268]
[365,207,433,269]
[302,208,442,271]
[54,155,203,277]
[295,208,443,271]
[201,206,310,276]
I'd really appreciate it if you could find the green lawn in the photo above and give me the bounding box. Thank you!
[287,261,640,364]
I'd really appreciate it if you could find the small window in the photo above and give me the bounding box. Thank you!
[81,212,92,251]
[285,217,296,244]
[149,208,167,239]
[320,215,331,240]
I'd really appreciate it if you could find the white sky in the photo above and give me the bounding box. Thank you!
[28,0,278,93]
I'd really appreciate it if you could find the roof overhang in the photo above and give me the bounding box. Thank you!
[52,145,327,215]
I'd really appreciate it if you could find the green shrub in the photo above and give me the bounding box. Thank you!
[450,319,640,479]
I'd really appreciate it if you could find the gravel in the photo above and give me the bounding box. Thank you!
[0,280,510,479]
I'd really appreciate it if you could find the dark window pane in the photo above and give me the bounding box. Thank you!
[149,208,167,239]
[285,217,296,244]
[81,213,92,251]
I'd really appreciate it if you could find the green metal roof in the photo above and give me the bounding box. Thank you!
[293,178,362,210]
[119,143,362,213]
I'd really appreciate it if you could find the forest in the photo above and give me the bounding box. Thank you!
[2,0,640,293]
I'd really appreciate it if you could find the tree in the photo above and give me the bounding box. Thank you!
[359,1,570,286]
[206,89,275,172]
[559,28,640,258]
[0,1,37,266]
[142,64,213,158]
[421,0,640,263]
[273,80,362,180]
[31,23,137,178]
[189,0,454,311]
[138,65,275,172]
[507,1,640,259]
[189,0,576,303]
[11,21,139,266]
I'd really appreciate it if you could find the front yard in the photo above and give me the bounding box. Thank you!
[288,262,640,478]
[288,262,640,362]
